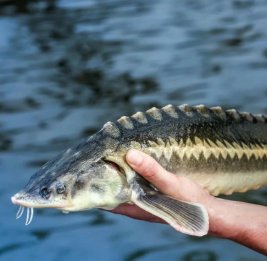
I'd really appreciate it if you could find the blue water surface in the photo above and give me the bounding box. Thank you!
[0,1,267,260]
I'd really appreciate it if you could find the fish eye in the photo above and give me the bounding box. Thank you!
[56,183,66,194]
[40,187,51,199]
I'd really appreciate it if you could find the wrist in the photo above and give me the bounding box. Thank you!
[205,196,238,239]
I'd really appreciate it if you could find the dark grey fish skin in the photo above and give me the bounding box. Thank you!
[28,104,267,194]
[114,105,267,154]
[107,104,267,195]
[113,105,267,168]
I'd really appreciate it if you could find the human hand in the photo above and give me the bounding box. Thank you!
[112,149,213,224]
[112,149,267,254]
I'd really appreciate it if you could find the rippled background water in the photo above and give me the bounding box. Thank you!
[1,0,267,260]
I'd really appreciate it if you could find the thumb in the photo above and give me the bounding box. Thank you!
[126,149,180,196]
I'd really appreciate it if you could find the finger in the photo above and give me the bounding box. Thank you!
[126,149,179,196]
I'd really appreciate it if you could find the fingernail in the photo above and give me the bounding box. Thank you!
[126,149,143,166]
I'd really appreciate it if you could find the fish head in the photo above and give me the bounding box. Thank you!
[11,135,131,212]
[63,158,131,212]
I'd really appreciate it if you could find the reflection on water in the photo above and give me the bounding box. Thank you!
[0,0,267,260]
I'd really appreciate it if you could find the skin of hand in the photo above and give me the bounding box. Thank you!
[112,149,267,255]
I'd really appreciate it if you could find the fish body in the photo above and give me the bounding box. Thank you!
[11,104,267,236]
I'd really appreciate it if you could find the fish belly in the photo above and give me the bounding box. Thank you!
[186,170,267,196]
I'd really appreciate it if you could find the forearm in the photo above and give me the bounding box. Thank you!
[206,197,267,255]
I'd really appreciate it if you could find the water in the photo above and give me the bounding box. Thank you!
[0,0,267,260]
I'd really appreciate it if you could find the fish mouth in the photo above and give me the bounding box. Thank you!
[11,192,73,226]
[11,193,37,226]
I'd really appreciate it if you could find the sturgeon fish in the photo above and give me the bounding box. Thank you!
[11,104,267,236]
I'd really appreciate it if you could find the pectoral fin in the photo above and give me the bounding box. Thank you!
[132,190,209,237]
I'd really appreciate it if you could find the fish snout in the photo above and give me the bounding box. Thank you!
[11,195,17,205]
[11,193,35,225]
[11,192,28,206]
